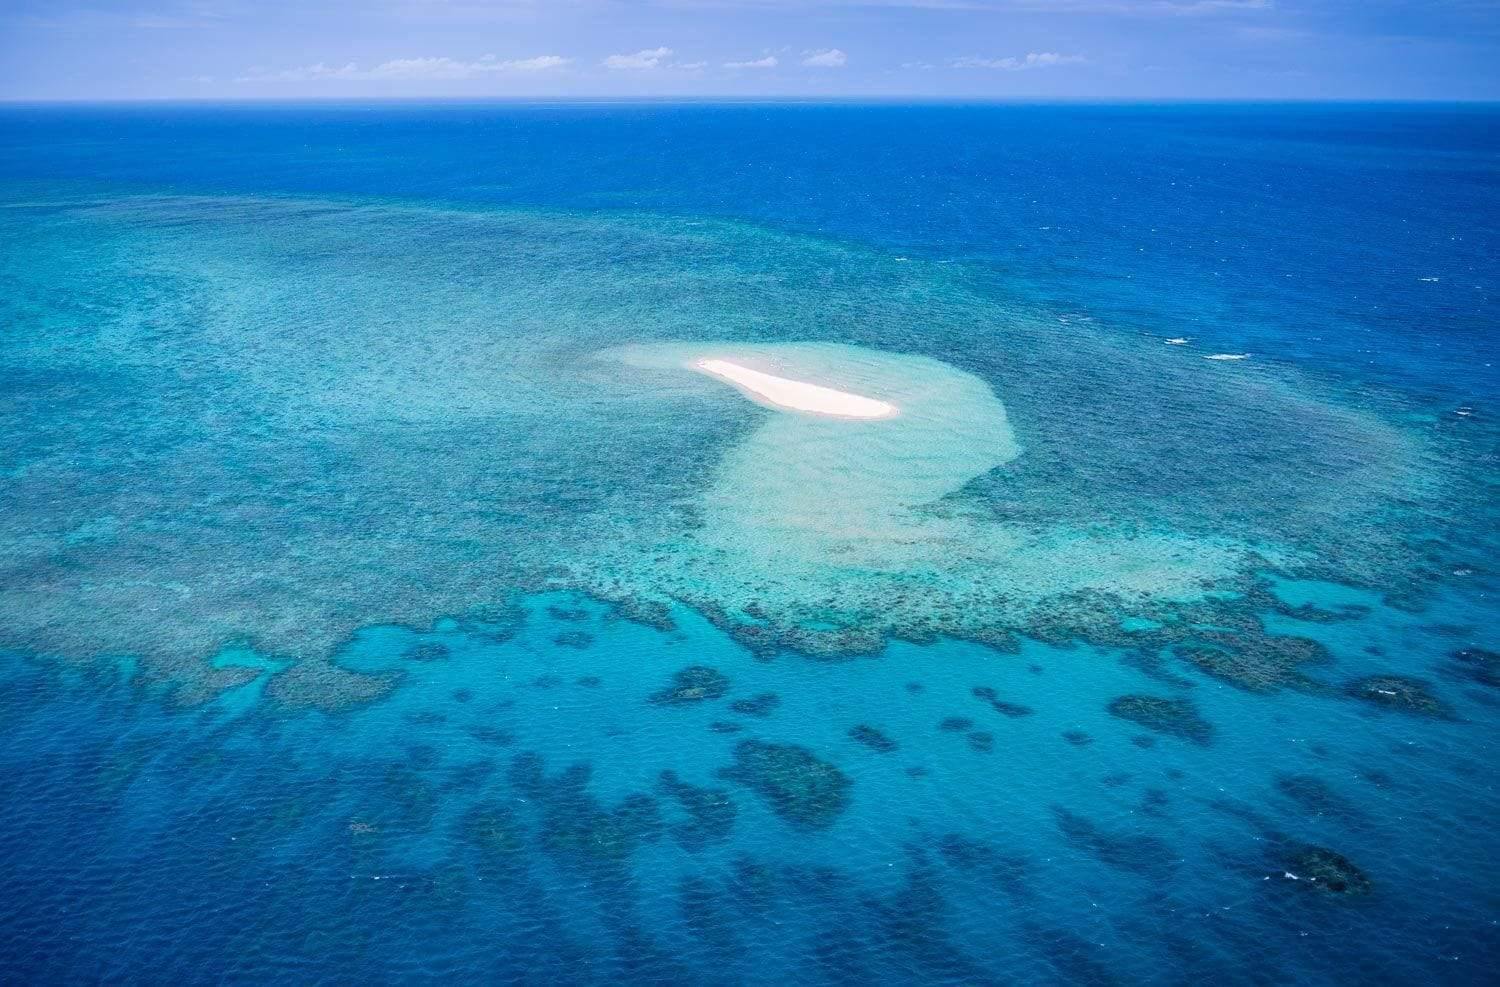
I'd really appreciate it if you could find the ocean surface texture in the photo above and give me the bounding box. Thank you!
[1,103,1497,984]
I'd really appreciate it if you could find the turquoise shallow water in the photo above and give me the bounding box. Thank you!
[1,103,1497,982]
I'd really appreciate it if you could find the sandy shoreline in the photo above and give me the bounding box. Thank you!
[693,358,900,419]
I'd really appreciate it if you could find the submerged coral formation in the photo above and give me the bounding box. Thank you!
[1446,647,1500,689]
[972,686,1035,718]
[265,661,399,712]
[1343,675,1454,719]
[719,740,852,829]
[648,666,731,706]
[1106,695,1214,745]
[1286,846,1373,896]
[658,770,737,851]
[848,724,899,753]
[728,693,781,717]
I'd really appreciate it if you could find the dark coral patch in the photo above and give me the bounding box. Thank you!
[1107,694,1213,745]
[1052,806,1176,878]
[937,834,1031,894]
[729,693,781,717]
[972,686,1035,718]
[468,725,515,746]
[1286,846,1372,896]
[938,716,974,733]
[848,724,899,753]
[1062,729,1093,747]
[510,753,661,869]
[719,740,852,830]
[658,770,737,851]
[1173,635,1331,693]
[576,675,602,688]
[403,642,449,662]
[1275,773,1362,822]
[265,661,398,712]
[1343,675,1454,719]
[1446,647,1500,688]
[458,801,526,878]
[552,630,594,649]
[966,731,995,753]
[649,665,730,706]
[1138,788,1170,818]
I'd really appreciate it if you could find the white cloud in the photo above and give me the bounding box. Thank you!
[237,54,569,83]
[802,48,847,67]
[603,47,673,70]
[952,52,1086,70]
[725,55,779,69]
[496,55,571,72]
[238,61,360,82]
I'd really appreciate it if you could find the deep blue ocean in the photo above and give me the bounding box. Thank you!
[1,102,1497,983]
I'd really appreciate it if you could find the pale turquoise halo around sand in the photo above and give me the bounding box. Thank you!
[596,341,1270,642]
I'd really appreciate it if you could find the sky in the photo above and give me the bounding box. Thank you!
[1,1,1497,101]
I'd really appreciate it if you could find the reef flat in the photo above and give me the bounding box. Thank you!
[1,102,1497,984]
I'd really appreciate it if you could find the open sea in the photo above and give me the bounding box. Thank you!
[0,101,1497,983]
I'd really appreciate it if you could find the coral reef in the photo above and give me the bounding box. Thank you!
[1274,773,1363,823]
[509,753,663,869]
[265,661,399,712]
[1106,694,1214,745]
[458,801,526,879]
[403,642,449,662]
[658,770,737,851]
[1285,846,1373,896]
[1446,647,1499,689]
[1343,675,1454,719]
[1172,634,1332,694]
[719,740,852,829]
[848,724,899,753]
[972,686,1034,718]
[1052,806,1176,878]
[728,693,780,717]
[648,666,730,706]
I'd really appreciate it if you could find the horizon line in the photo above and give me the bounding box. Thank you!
[3,95,1498,108]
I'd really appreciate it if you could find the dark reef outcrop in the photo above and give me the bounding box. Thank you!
[719,740,852,829]
[1286,846,1372,896]
[848,724,899,753]
[1343,675,1454,719]
[1445,647,1500,689]
[648,665,730,706]
[1170,630,1333,694]
[972,686,1034,718]
[265,661,399,712]
[658,770,737,851]
[1106,694,1214,745]
[1052,806,1176,878]
[729,693,781,717]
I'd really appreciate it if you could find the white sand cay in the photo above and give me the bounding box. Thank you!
[692,358,899,420]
